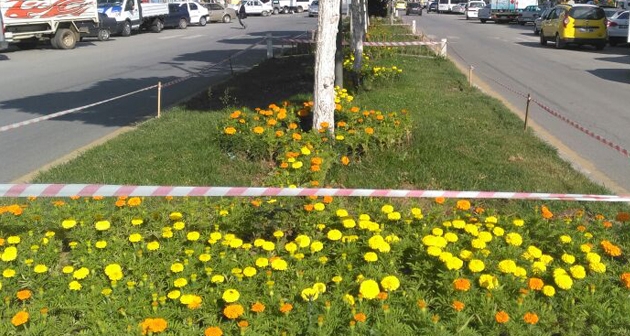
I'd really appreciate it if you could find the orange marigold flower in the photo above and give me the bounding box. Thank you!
[320,122,330,129]
[417,299,427,310]
[251,302,265,313]
[523,312,539,325]
[304,204,314,212]
[335,103,342,111]
[376,115,384,121]
[140,318,168,334]
[620,273,630,289]
[601,240,622,257]
[127,197,141,207]
[115,199,126,207]
[53,200,65,207]
[280,162,289,169]
[40,307,49,316]
[288,122,298,130]
[475,207,485,214]
[577,225,587,232]
[365,127,374,135]
[377,292,388,300]
[16,289,32,301]
[251,200,262,207]
[616,212,630,222]
[350,106,360,113]
[253,126,265,134]
[237,320,249,328]
[93,196,104,200]
[275,130,284,137]
[435,197,445,204]
[224,127,237,135]
[453,278,471,291]
[279,303,293,314]
[341,156,350,166]
[311,165,321,172]
[311,180,320,187]
[337,121,348,128]
[603,221,613,228]
[456,200,471,211]
[204,326,223,336]
[528,278,544,291]
[11,311,29,327]
[495,311,510,324]
[230,110,242,119]
[353,313,367,322]
[541,206,554,219]
[452,300,465,312]
[311,157,323,165]
[223,304,245,319]
[322,196,333,204]
[292,133,302,140]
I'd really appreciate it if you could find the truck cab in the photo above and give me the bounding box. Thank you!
[98,0,169,35]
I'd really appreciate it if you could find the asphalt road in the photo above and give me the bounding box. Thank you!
[0,13,317,183]
[403,12,630,193]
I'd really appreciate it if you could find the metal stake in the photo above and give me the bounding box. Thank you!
[157,82,162,118]
[524,93,532,131]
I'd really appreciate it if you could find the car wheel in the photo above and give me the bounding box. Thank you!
[222,14,232,23]
[296,6,303,12]
[53,28,77,49]
[555,34,565,49]
[533,27,539,35]
[151,19,163,33]
[539,30,547,45]
[199,16,207,26]
[178,18,188,29]
[262,10,269,16]
[97,29,110,41]
[121,21,132,36]
[273,7,279,14]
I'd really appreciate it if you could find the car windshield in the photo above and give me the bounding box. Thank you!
[603,8,621,18]
[468,2,484,8]
[569,7,604,20]
[97,0,122,5]
[311,1,318,5]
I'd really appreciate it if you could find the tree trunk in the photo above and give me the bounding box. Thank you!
[334,0,344,88]
[313,0,342,133]
[351,0,365,89]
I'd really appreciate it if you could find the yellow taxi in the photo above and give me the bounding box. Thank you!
[539,4,607,50]
[396,0,407,10]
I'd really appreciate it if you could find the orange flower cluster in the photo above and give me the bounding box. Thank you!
[251,302,265,313]
[0,204,23,216]
[16,289,32,301]
[620,273,630,289]
[140,318,167,335]
[495,311,510,324]
[523,312,539,325]
[456,200,471,211]
[541,205,554,219]
[528,278,544,291]
[601,240,622,257]
[616,212,630,222]
[204,326,223,336]
[223,304,245,319]
[452,300,465,312]
[279,303,293,314]
[11,311,29,327]
[353,312,367,322]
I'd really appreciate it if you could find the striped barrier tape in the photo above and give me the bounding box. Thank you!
[280,39,442,47]
[1,184,630,201]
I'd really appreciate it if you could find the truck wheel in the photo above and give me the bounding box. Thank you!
[122,21,132,36]
[539,30,547,46]
[222,14,232,23]
[53,28,77,49]
[199,16,207,26]
[151,19,163,33]
[273,7,279,14]
[480,19,487,23]
[262,10,269,16]
[178,18,188,29]
[97,29,110,41]
[296,6,303,12]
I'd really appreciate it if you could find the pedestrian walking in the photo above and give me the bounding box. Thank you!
[238,2,247,29]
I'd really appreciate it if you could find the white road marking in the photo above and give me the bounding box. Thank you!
[182,34,205,39]
[158,35,184,40]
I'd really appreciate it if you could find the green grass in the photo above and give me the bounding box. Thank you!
[32,36,620,215]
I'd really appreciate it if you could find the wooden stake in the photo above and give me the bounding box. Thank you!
[524,93,531,131]
[468,65,473,87]
[157,81,162,118]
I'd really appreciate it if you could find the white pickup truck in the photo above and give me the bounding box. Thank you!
[0,0,99,49]
[0,9,7,50]
[98,0,169,35]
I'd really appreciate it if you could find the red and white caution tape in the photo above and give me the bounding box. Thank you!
[280,39,441,47]
[1,184,629,201]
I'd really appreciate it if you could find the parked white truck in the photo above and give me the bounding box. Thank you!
[272,0,313,14]
[98,0,169,35]
[0,0,99,49]
[0,8,7,50]
[478,0,537,23]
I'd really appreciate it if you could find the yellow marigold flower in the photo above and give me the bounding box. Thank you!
[439,252,453,262]
[94,220,111,231]
[427,246,442,256]
[62,266,74,274]
[310,241,324,253]
[332,275,343,283]
[222,289,240,303]
[95,241,107,249]
[318,256,328,264]
[452,220,466,229]
[169,212,183,220]
[431,228,444,236]
[492,227,505,236]
[34,264,48,273]
[129,233,143,243]
[7,236,20,244]
[336,209,349,217]
[284,242,298,253]
[301,287,319,301]
[199,254,211,262]
[313,203,326,211]
[211,275,225,283]
[569,265,586,279]
[171,263,184,273]
[446,257,464,270]
[560,235,572,244]
[464,224,479,236]
[295,235,311,248]
[498,260,517,274]
[210,232,222,241]
[387,212,401,220]
[513,267,527,278]
[441,233,456,243]
[104,264,123,281]
[229,238,243,248]
[471,238,486,249]
[255,258,269,268]
[459,250,473,260]
[271,258,288,271]
[359,279,381,299]
[527,246,543,259]
[343,218,356,228]
[262,241,276,251]
[586,253,601,263]
[381,275,400,291]
[187,232,200,241]
[364,252,378,262]
[147,241,160,251]
[327,230,342,241]
[73,267,90,280]
[243,267,257,277]
[411,207,424,219]
[532,261,547,275]
[554,274,573,289]
[131,218,143,226]
[167,290,181,300]
[344,294,355,306]
[61,219,77,229]
[381,204,394,214]
[479,274,498,290]
[173,221,185,230]
[68,280,82,291]
[378,242,391,253]
[3,268,16,278]
[422,235,447,248]
[468,259,485,272]
[1,246,18,262]
[101,288,112,296]
[589,262,606,273]
[174,278,188,288]
[505,233,523,246]
[478,232,493,243]
[513,219,525,226]
[542,285,556,297]
[561,254,575,265]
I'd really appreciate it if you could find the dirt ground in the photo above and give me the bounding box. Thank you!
[185,54,315,112]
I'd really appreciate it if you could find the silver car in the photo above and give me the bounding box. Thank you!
[533,8,552,35]
[205,2,238,23]
[607,10,629,46]
[308,0,318,16]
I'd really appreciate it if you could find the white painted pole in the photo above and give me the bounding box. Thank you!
[266,33,273,59]
[440,38,447,57]
[412,20,416,34]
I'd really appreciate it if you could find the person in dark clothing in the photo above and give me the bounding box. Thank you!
[238,2,247,29]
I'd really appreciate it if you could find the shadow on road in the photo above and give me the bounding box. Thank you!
[587,68,630,84]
